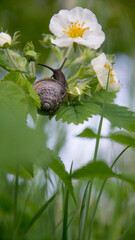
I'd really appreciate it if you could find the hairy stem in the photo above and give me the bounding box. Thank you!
[5,48,18,69]
[29,61,36,77]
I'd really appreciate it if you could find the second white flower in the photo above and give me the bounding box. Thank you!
[91,53,121,92]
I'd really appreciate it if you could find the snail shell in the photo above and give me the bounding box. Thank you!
[33,78,67,114]
[33,58,68,115]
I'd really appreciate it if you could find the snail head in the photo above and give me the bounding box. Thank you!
[38,58,67,87]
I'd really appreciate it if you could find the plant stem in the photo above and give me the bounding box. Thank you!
[65,44,73,60]
[29,61,36,77]
[13,165,19,240]
[78,70,110,240]
[5,48,18,69]
[62,189,69,240]
[78,180,92,240]
[87,146,130,240]
[62,162,73,240]
[67,67,82,84]
[59,44,73,68]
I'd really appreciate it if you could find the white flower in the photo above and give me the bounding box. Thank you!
[91,53,121,92]
[49,7,105,49]
[0,32,12,47]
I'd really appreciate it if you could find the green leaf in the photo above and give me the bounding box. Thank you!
[0,81,47,174]
[72,160,135,187]
[72,161,116,179]
[36,148,58,173]
[26,96,37,123]
[118,173,135,186]
[0,51,12,69]
[55,96,101,125]
[77,128,97,138]
[0,80,28,119]
[49,151,75,202]
[93,91,116,103]
[100,103,135,131]
[55,91,135,130]
[37,146,75,202]
[109,131,135,147]
[3,71,41,108]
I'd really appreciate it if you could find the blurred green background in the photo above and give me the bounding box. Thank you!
[0,0,135,61]
[0,1,135,239]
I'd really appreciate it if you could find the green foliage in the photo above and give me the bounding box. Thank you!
[0,2,135,239]
[19,194,56,239]
[0,81,44,173]
[55,95,135,130]
[55,96,101,125]
[0,51,12,70]
[72,160,135,187]
[77,128,97,138]
[110,131,135,147]
[49,150,75,202]
[72,161,116,179]
[102,103,135,131]
[3,71,41,108]
[23,41,39,62]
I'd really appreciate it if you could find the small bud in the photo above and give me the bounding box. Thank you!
[0,32,12,48]
[23,41,39,62]
[40,33,54,48]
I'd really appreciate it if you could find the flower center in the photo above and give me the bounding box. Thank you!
[63,20,89,38]
[104,64,115,83]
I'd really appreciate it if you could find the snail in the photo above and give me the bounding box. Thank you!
[33,58,68,115]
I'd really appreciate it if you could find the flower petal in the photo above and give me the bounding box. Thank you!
[82,30,105,49]
[49,9,70,37]
[49,7,105,49]
[50,37,73,47]
[68,7,97,24]
[0,32,12,47]
[91,53,121,92]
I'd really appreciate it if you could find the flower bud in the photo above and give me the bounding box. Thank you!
[0,32,12,47]
[23,41,39,62]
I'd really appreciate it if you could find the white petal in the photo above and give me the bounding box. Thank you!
[50,37,73,47]
[91,53,106,66]
[0,32,12,47]
[91,53,121,92]
[108,82,121,92]
[49,9,70,37]
[49,7,105,49]
[68,7,97,24]
[82,30,105,49]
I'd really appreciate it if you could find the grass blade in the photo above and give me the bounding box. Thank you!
[78,180,92,240]
[19,193,56,239]
[88,146,130,240]
[118,220,135,240]
[62,162,73,240]
[62,189,69,240]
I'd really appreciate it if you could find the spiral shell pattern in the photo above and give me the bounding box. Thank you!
[33,78,67,114]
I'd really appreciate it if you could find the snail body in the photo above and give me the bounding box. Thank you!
[33,58,68,115]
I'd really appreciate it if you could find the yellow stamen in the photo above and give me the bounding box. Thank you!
[104,64,116,84]
[63,20,89,38]
[110,73,115,77]
[110,79,115,83]
[104,64,110,69]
